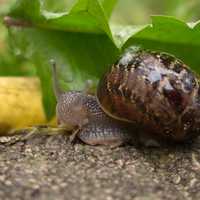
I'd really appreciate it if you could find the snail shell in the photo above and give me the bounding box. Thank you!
[97,49,200,142]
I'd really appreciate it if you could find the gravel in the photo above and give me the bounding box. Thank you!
[0,131,200,200]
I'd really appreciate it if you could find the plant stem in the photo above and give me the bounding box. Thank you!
[3,16,32,28]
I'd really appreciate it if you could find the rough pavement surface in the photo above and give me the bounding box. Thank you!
[0,131,200,200]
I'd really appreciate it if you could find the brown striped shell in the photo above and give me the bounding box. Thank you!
[97,50,200,142]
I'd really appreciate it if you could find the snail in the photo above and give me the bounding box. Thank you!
[51,60,133,147]
[51,49,200,147]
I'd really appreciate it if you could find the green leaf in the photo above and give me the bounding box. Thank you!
[9,0,114,39]
[99,0,117,18]
[6,1,200,120]
[9,0,42,21]
[0,21,35,76]
[8,0,119,120]
[121,16,200,73]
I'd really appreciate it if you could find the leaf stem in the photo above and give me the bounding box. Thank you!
[3,16,32,28]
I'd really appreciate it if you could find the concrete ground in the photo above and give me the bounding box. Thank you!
[0,130,200,200]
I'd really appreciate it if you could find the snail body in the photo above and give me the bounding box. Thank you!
[51,49,200,146]
[51,61,133,146]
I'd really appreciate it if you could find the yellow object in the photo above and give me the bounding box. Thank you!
[0,77,56,134]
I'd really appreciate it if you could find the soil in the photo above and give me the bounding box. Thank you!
[0,130,200,200]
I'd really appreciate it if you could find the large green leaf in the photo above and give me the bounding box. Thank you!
[7,0,119,120]
[99,0,117,18]
[121,16,200,73]
[9,0,114,38]
[5,0,200,120]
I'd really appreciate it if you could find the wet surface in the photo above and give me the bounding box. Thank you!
[0,132,200,200]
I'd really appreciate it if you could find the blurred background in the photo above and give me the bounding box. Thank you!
[111,0,200,25]
[0,0,200,76]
